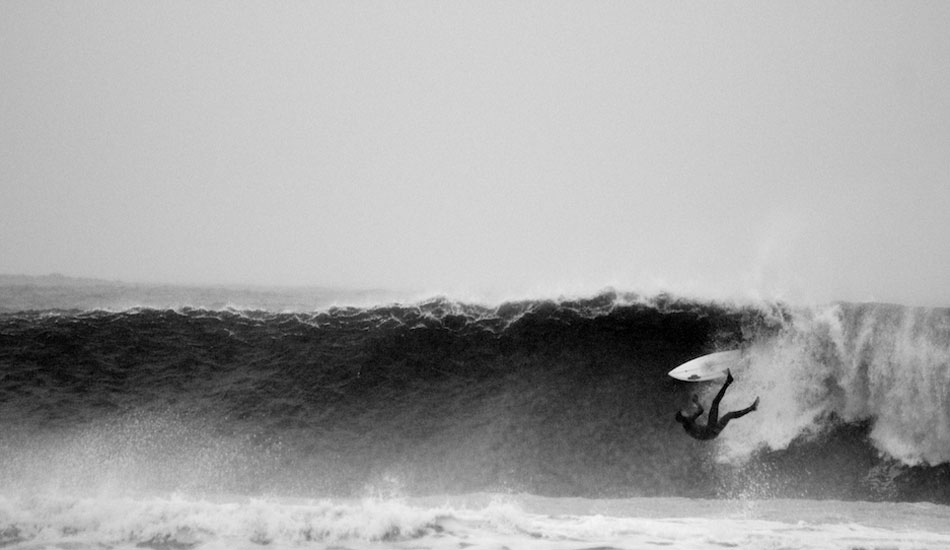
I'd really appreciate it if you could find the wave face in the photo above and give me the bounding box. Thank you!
[1,293,948,504]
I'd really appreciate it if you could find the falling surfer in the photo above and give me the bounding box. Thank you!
[674,369,759,440]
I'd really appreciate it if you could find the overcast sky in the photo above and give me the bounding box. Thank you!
[3,2,949,305]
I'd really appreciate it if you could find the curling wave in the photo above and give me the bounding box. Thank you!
[0,292,948,504]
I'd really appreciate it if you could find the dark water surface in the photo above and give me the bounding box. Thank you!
[1,291,949,504]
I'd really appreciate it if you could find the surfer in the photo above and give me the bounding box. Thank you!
[674,369,758,441]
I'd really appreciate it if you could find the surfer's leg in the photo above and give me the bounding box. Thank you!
[707,371,733,426]
[717,397,759,429]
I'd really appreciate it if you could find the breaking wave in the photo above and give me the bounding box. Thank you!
[1,292,948,504]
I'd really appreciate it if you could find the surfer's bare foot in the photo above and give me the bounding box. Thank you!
[751,397,759,411]
[726,369,734,384]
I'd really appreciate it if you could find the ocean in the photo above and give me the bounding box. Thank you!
[1,281,949,549]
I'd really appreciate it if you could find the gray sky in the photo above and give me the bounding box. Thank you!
[3,2,949,305]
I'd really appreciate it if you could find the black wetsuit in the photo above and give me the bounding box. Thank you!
[676,373,757,441]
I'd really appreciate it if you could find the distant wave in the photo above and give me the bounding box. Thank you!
[0,275,400,312]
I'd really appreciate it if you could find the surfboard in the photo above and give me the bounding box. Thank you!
[667,350,742,382]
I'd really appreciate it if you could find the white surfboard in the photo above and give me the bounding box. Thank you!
[667,350,742,382]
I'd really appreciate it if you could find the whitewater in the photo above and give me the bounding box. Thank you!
[4,493,950,549]
[1,281,949,549]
